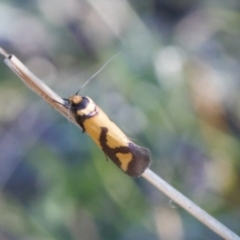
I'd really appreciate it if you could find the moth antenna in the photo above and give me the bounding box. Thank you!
[76,52,121,95]
[52,99,66,106]
[53,98,73,123]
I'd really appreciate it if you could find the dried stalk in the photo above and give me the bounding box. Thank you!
[0,48,239,240]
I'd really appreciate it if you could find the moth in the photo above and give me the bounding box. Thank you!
[64,94,151,177]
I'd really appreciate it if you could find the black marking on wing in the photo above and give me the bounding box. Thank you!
[68,103,98,133]
[127,142,151,177]
[99,127,151,177]
[99,127,130,167]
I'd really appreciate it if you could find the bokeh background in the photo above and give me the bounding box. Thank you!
[0,0,240,239]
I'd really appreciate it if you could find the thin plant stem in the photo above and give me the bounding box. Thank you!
[142,169,239,240]
[0,47,239,240]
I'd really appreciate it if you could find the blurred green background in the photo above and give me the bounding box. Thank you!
[0,0,240,239]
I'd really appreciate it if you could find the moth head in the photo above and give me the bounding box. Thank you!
[65,95,96,117]
[68,95,83,106]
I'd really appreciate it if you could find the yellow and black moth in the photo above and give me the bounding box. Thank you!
[64,94,151,177]
[0,48,151,177]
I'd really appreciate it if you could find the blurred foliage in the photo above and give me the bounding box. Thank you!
[0,0,240,239]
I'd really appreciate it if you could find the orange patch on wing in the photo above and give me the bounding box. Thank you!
[83,107,129,149]
[116,152,132,171]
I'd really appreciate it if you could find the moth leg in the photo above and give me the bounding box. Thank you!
[78,122,85,133]
[104,153,109,162]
